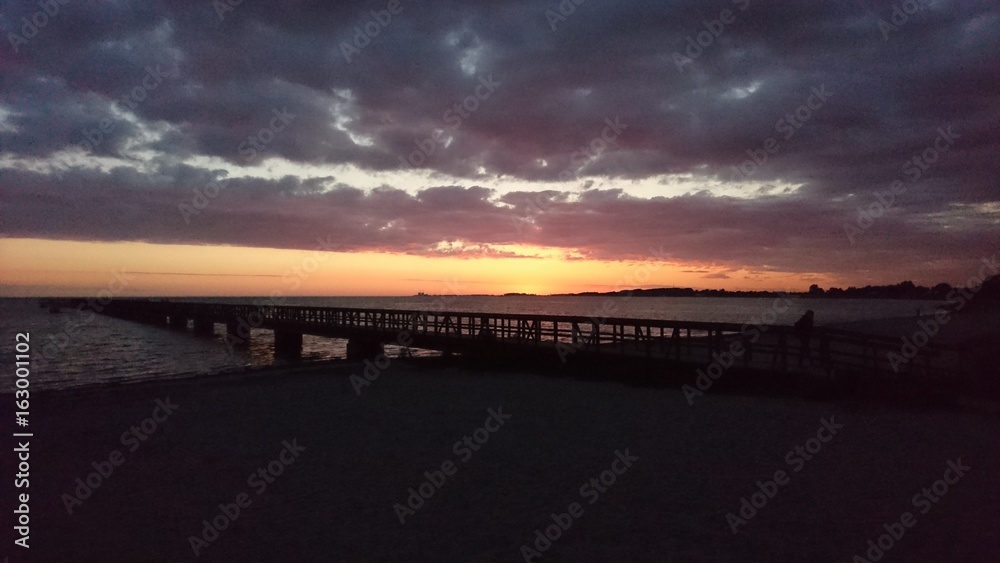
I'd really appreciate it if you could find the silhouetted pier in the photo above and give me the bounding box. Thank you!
[39,298,967,382]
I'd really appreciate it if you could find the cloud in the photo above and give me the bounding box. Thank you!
[2,161,996,285]
[0,0,997,286]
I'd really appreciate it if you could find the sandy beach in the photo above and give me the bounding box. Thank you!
[15,358,1000,562]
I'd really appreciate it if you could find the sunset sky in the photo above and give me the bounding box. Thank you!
[1,1,997,296]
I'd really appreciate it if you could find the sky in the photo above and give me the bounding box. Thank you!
[0,0,997,296]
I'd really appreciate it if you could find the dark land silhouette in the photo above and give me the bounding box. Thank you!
[550,274,1000,301]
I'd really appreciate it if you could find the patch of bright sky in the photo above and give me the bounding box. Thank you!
[0,98,798,202]
[428,241,588,260]
[973,201,1000,215]
[331,88,374,147]
[0,106,17,133]
[720,80,763,100]
[444,29,485,76]
[0,145,800,202]
[0,102,176,177]
[217,157,797,200]
[919,202,1000,230]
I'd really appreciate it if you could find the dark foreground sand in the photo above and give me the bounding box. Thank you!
[9,359,1000,562]
[827,305,1000,345]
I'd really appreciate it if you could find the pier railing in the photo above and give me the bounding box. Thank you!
[45,299,964,380]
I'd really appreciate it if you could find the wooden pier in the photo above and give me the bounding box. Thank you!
[39,298,967,382]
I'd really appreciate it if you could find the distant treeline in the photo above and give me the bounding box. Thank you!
[549,275,1000,301]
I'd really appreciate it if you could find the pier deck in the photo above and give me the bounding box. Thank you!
[39,298,966,382]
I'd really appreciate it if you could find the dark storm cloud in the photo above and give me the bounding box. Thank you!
[2,163,995,284]
[0,0,998,283]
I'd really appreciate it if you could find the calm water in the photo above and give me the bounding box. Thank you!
[0,296,940,391]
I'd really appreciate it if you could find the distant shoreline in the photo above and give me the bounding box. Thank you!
[540,290,944,300]
[0,293,965,300]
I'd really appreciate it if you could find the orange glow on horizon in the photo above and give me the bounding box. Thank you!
[0,238,828,297]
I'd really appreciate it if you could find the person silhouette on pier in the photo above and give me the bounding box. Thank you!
[477,316,496,343]
[794,310,815,367]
